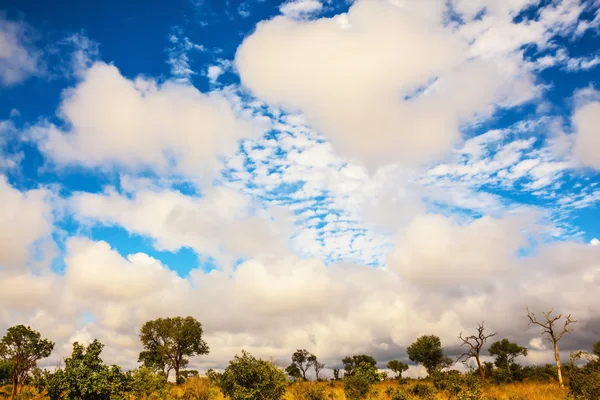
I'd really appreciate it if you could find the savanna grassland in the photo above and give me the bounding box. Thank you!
[0,378,569,400]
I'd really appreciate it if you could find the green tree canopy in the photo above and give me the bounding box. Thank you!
[290,349,311,380]
[285,363,302,381]
[128,367,167,398]
[48,339,129,400]
[343,361,383,400]
[593,341,600,358]
[212,350,288,400]
[407,335,446,376]
[386,360,409,379]
[307,354,325,380]
[138,316,209,384]
[0,324,54,399]
[342,355,377,376]
[488,338,528,370]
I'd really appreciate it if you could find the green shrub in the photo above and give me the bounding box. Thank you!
[213,350,288,400]
[410,382,435,399]
[568,359,600,400]
[342,361,382,400]
[129,367,168,399]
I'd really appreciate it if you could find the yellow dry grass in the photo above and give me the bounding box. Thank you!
[1,379,567,400]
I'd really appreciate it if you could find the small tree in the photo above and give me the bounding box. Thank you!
[308,354,325,381]
[386,360,408,379]
[333,368,341,380]
[526,307,576,388]
[343,361,382,400]
[286,364,302,381]
[488,338,528,374]
[407,335,448,376]
[213,350,288,400]
[139,316,209,384]
[457,322,497,380]
[291,349,312,381]
[593,341,600,358]
[342,355,377,376]
[0,325,54,399]
[51,339,129,400]
[128,367,167,399]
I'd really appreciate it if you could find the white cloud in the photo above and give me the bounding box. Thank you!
[235,0,548,170]
[591,238,599,246]
[3,225,599,374]
[207,65,223,84]
[0,175,54,271]
[167,31,205,82]
[572,89,600,170]
[279,0,323,19]
[0,15,41,86]
[388,213,527,286]
[70,184,293,268]
[30,62,265,180]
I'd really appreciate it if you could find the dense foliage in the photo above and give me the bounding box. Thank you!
[209,350,288,400]
[0,325,54,399]
[46,339,129,400]
[139,316,209,384]
[0,317,597,400]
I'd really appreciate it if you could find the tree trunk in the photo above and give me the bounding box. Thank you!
[553,341,564,388]
[10,375,18,400]
[476,356,485,380]
[175,365,180,385]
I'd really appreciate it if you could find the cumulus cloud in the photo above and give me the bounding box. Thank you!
[70,184,294,268]
[235,0,546,170]
[0,175,54,271]
[4,207,600,375]
[279,0,323,19]
[30,62,266,179]
[572,88,600,169]
[0,14,42,86]
[388,214,528,286]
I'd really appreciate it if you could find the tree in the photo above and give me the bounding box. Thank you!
[213,350,288,400]
[290,349,311,380]
[386,360,409,379]
[307,354,325,381]
[343,361,383,400]
[593,341,600,358]
[51,339,129,400]
[0,325,54,399]
[333,368,341,380]
[139,316,209,384]
[342,355,377,376]
[526,307,577,388]
[128,367,167,399]
[407,335,447,376]
[488,338,528,374]
[285,364,302,381]
[0,360,12,385]
[457,322,497,380]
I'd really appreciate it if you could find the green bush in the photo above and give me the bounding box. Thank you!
[384,386,409,400]
[409,382,435,399]
[46,339,130,400]
[128,367,168,399]
[342,361,382,400]
[213,350,288,400]
[568,359,600,400]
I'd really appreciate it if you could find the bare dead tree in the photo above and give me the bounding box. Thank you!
[457,322,497,380]
[526,307,577,388]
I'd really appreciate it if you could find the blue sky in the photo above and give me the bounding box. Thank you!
[1,0,600,374]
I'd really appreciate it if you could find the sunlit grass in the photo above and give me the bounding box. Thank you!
[1,378,567,399]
